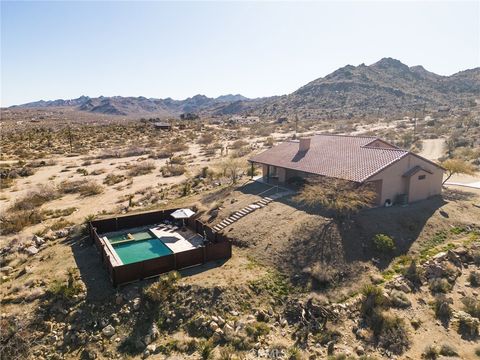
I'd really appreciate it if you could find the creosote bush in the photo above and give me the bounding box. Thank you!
[429,278,452,294]
[360,285,410,354]
[469,271,480,287]
[128,161,155,176]
[103,173,126,185]
[12,185,59,211]
[373,234,396,254]
[422,345,439,359]
[433,295,452,320]
[161,164,186,177]
[439,344,458,357]
[462,296,480,318]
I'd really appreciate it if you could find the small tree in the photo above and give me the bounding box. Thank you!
[219,158,245,184]
[294,178,376,219]
[441,158,475,185]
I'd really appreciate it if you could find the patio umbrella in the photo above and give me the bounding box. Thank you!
[170,208,195,228]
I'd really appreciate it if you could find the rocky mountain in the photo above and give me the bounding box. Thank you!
[10,58,479,119]
[223,58,479,119]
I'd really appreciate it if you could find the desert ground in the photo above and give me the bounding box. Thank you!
[1,111,479,360]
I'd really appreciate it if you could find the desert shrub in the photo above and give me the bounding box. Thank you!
[307,262,343,289]
[198,339,214,360]
[76,168,89,176]
[103,173,126,185]
[169,156,186,165]
[433,295,452,320]
[12,185,59,211]
[469,271,480,287]
[473,249,480,266]
[144,271,181,302]
[286,346,304,360]
[390,291,411,308]
[59,180,84,194]
[59,180,103,196]
[90,168,105,176]
[151,148,173,159]
[167,141,189,153]
[462,296,480,318]
[429,278,452,293]
[161,164,186,177]
[230,139,249,149]
[422,345,439,359]
[43,207,76,218]
[198,133,215,145]
[458,313,479,338]
[0,209,45,235]
[312,329,342,345]
[439,344,458,357]
[373,234,396,254]
[245,322,270,341]
[128,161,155,176]
[361,284,386,318]
[375,313,410,355]
[265,137,274,147]
[231,146,251,158]
[218,346,237,360]
[475,346,480,357]
[404,260,423,287]
[294,178,376,218]
[79,181,104,196]
[48,268,83,301]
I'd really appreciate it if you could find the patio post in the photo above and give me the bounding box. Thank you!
[250,162,254,179]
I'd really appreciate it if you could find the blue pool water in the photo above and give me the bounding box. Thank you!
[112,238,173,264]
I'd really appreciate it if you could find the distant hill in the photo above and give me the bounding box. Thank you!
[10,58,479,119]
[11,94,252,117]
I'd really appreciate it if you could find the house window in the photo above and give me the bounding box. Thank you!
[418,175,426,180]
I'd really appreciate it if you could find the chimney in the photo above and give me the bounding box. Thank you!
[299,137,311,152]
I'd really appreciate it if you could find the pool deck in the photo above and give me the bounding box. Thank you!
[101,236,124,266]
[150,225,204,253]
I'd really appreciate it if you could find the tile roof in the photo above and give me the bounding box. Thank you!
[249,134,410,183]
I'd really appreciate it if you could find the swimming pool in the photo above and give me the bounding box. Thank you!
[112,238,173,264]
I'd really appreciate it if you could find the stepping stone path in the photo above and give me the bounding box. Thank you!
[212,190,292,232]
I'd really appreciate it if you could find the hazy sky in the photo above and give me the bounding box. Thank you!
[1,1,479,106]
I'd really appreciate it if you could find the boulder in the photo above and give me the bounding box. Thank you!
[211,328,224,342]
[132,297,141,310]
[101,325,115,338]
[55,229,69,239]
[0,266,13,274]
[25,246,39,256]
[32,235,45,246]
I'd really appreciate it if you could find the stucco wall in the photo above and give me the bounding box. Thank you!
[368,154,443,204]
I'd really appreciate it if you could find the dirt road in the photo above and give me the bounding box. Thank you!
[419,138,446,161]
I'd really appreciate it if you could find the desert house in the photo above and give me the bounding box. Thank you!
[249,134,444,206]
[153,122,172,130]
